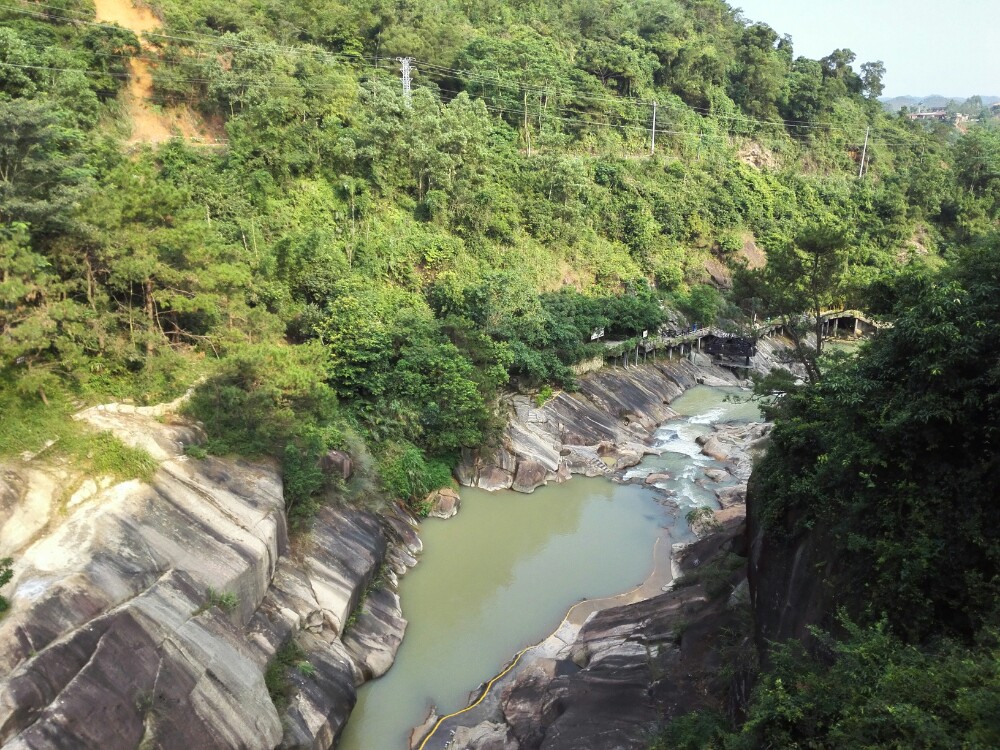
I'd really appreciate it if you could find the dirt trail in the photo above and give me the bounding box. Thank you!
[92,0,217,144]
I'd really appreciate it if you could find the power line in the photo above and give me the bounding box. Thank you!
[10,59,975,165]
[0,4,974,163]
[0,1,876,138]
[1,0,952,147]
[0,2,377,65]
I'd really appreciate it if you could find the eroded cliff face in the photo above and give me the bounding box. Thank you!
[0,404,420,750]
[745,477,839,662]
[417,369,777,750]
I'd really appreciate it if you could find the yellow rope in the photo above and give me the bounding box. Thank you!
[415,645,533,750]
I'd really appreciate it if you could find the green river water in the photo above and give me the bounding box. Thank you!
[337,386,760,750]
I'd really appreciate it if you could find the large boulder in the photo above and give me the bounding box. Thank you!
[426,487,461,519]
[451,723,519,750]
[455,360,744,493]
[716,485,746,509]
[512,459,548,494]
[698,435,730,461]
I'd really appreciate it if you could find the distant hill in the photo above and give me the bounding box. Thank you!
[881,94,1000,112]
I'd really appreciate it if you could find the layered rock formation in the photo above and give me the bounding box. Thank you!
[417,399,771,749]
[0,404,419,749]
[456,359,736,494]
[456,336,792,495]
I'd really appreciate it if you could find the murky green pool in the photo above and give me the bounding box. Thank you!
[337,385,758,749]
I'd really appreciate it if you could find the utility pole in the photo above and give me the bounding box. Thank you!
[858,126,869,178]
[650,101,657,156]
[398,57,413,106]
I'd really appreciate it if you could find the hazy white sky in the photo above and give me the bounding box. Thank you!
[733,0,1000,97]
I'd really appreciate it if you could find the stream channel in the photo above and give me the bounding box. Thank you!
[337,385,761,749]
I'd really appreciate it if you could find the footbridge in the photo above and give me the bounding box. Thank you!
[755,309,886,340]
[602,310,883,372]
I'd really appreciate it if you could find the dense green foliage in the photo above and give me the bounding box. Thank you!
[752,237,1000,642]
[657,621,1000,750]
[1,0,997,519]
[655,236,1000,748]
[2,0,1000,740]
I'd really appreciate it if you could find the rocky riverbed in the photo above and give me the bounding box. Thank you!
[414,388,774,749]
[0,335,794,750]
[455,337,788,495]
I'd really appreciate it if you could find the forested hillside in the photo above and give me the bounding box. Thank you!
[2,0,998,516]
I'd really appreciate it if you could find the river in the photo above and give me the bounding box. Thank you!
[337,385,760,749]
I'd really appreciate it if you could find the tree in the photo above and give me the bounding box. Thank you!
[728,23,790,120]
[0,223,92,402]
[954,126,1000,198]
[737,225,850,383]
[392,336,489,453]
[458,26,573,152]
[782,57,826,130]
[79,26,140,100]
[820,48,862,97]
[0,99,90,235]
[750,236,1000,643]
[860,60,886,100]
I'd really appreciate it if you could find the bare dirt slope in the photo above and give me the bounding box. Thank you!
[93,0,218,144]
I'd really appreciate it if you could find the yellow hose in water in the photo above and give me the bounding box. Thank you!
[415,645,533,750]
[416,537,666,749]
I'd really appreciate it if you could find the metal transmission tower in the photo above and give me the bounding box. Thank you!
[398,57,414,106]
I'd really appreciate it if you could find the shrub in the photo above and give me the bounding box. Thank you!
[378,441,452,509]
[0,557,13,614]
[265,641,309,713]
[184,343,347,526]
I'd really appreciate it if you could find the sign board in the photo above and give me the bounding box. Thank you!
[642,330,648,338]
[590,327,605,341]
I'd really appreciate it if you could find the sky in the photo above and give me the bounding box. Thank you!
[732,0,1000,98]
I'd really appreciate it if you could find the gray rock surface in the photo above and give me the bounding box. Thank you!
[418,361,782,749]
[0,407,419,750]
[457,360,742,494]
[426,487,461,519]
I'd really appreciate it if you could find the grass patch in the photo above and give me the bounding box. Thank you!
[0,557,13,615]
[0,383,157,484]
[265,641,316,713]
[205,587,239,612]
[58,431,159,484]
[0,387,77,459]
[673,552,746,599]
[191,586,240,617]
[184,443,209,459]
[194,587,239,616]
[344,561,390,632]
